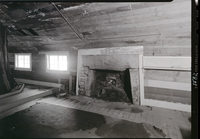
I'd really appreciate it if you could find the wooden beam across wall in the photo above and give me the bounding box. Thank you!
[143,56,191,71]
[144,79,191,91]
[15,78,65,90]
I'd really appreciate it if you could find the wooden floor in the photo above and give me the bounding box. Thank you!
[0,94,191,139]
[0,87,52,113]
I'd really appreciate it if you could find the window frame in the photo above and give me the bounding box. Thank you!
[14,53,32,71]
[45,51,69,74]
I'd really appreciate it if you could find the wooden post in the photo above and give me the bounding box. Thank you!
[58,78,61,92]
[69,75,72,93]
[0,24,17,95]
[139,54,144,105]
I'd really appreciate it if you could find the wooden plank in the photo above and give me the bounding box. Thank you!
[80,22,190,39]
[144,67,191,71]
[15,78,65,90]
[8,53,14,62]
[0,99,38,119]
[143,56,191,70]
[7,34,82,43]
[0,89,53,113]
[144,87,191,98]
[8,42,84,51]
[85,34,190,47]
[144,93,191,105]
[38,51,69,55]
[139,54,144,105]
[69,75,72,93]
[70,1,190,22]
[76,13,190,34]
[83,29,190,44]
[142,99,191,112]
[144,70,191,83]
[76,9,190,31]
[76,49,85,95]
[89,0,189,12]
[144,79,191,91]
[0,84,25,99]
[80,2,190,25]
[144,47,191,56]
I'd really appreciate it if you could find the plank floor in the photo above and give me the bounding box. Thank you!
[0,95,191,139]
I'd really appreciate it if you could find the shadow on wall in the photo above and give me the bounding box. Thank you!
[124,69,133,103]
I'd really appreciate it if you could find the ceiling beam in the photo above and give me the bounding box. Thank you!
[51,2,88,43]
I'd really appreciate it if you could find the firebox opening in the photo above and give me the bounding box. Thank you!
[91,69,132,103]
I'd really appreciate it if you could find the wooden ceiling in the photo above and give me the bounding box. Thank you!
[0,1,191,56]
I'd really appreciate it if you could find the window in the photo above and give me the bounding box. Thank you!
[15,53,32,71]
[46,52,68,74]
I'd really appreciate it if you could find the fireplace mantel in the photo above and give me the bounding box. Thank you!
[76,46,143,105]
[82,54,139,71]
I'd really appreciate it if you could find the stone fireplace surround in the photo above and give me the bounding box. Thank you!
[76,46,143,105]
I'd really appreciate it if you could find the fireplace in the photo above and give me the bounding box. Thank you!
[76,46,143,105]
[79,69,132,103]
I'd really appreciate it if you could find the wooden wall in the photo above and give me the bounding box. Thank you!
[59,0,191,56]
[4,0,191,57]
[144,70,191,105]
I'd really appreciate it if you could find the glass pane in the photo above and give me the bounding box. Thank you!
[58,55,67,70]
[15,54,30,69]
[50,55,58,70]
[18,59,24,67]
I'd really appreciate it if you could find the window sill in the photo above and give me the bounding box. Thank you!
[46,70,69,75]
[14,67,32,71]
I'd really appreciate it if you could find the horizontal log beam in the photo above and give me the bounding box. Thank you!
[15,78,65,90]
[0,84,25,99]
